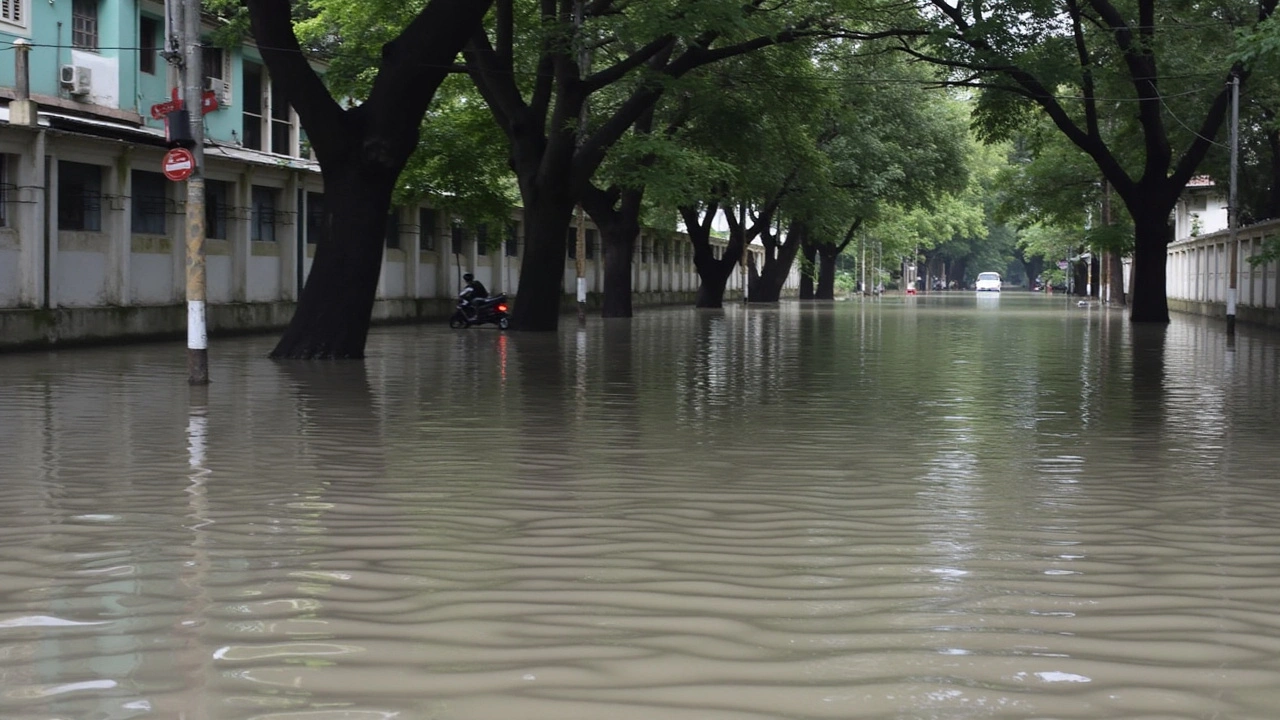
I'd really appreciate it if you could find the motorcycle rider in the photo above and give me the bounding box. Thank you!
[458,273,489,320]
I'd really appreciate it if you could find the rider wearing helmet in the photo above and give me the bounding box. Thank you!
[458,273,489,320]
[460,273,488,301]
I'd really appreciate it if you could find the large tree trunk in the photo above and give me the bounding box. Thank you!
[1126,202,1173,322]
[682,204,741,308]
[1268,124,1280,219]
[247,0,492,358]
[753,221,802,303]
[272,169,396,358]
[1020,255,1044,290]
[815,243,838,299]
[583,185,643,318]
[697,258,737,308]
[951,258,968,289]
[799,241,816,300]
[514,190,576,330]
[600,225,637,317]
[1107,251,1126,305]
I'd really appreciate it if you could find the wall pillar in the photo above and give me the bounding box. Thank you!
[104,152,130,305]
[231,171,252,303]
[17,131,48,308]
[493,228,507,296]
[435,218,452,300]
[281,172,301,301]
[405,207,421,299]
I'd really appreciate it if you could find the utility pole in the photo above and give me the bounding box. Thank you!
[1100,180,1111,303]
[574,0,588,325]
[183,0,208,380]
[180,0,208,383]
[739,202,749,302]
[1227,74,1240,336]
[860,235,866,296]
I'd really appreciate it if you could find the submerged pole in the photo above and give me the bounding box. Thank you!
[182,0,208,383]
[1227,74,1240,336]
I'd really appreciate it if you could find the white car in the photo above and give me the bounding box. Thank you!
[975,272,1002,292]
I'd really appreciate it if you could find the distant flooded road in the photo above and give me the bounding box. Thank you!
[3,293,1280,720]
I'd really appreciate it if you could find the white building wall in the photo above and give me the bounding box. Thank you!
[1167,220,1280,312]
[247,254,281,302]
[0,125,790,336]
[56,247,109,307]
[0,233,19,306]
[206,254,233,305]
[382,256,407,298]
[130,251,174,304]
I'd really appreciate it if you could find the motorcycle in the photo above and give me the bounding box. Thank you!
[449,294,510,330]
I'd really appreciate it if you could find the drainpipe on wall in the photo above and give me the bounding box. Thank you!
[43,156,52,309]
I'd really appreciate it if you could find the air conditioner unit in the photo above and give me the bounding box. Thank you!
[59,65,92,96]
[205,77,230,106]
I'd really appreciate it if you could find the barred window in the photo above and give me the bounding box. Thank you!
[385,211,400,249]
[418,208,436,251]
[251,185,277,242]
[57,161,102,231]
[306,192,325,245]
[72,0,97,50]
[130,170,167,235]
[451,225,465,255]
[505,223,518,257]
[205,179,230,239]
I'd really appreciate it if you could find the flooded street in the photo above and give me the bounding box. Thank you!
[3,293,1280,720]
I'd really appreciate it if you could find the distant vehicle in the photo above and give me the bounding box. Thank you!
[975,272,1002,292]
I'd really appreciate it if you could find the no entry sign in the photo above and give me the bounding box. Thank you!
[162,147,196,182]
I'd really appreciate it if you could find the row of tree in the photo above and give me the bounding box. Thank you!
[236,0,1280,358]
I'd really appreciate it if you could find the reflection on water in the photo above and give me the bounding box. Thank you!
[3,293,1280,719]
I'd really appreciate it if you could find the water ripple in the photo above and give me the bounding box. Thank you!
[2,298,1280,718]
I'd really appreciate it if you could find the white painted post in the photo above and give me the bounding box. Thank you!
[1227,75,1240,335]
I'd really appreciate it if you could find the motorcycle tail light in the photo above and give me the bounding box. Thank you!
[497,304,508,312]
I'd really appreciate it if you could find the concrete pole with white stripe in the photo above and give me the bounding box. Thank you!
[183,0,208,383]
[1226,74,1240,337]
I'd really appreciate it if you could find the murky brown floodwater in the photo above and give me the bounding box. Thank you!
[3,293,1280,720]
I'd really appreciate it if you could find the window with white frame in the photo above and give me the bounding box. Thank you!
[251,185,277,242]
[72,0,98,49]
[1,0,26,28]
[242,60,300,156]
[57,161,102,231]
[130,170,168,234]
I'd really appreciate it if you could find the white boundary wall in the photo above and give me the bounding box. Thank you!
[1,123,790,337]
[1166,219,1280,325]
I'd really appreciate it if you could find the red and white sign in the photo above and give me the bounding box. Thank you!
[150,98,183,120]
[149,87,219,120]
[162,147,196,182]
